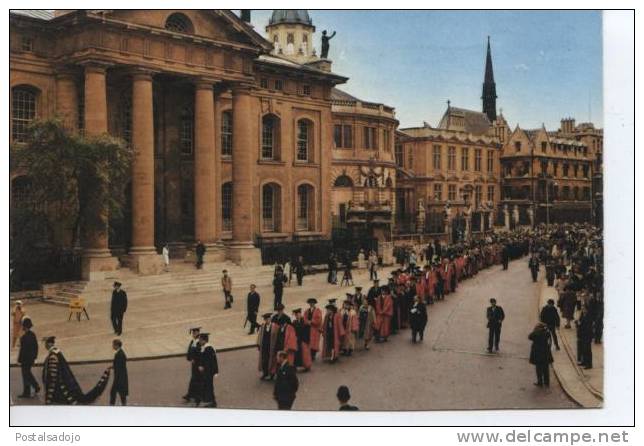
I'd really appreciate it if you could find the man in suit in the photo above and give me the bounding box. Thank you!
[540,299,561,350]
[486,298,505,353]
[273,269,287,310]
[17,317,40,398]
[246,284,260,334]
[195,240,206,269]
[109,339,128,406]
[273,350,298,410]
[501,244,510,270]
[529,255,540,282]
[110,282,127,336]
[197,333,219,408]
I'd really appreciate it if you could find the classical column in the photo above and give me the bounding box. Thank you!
[194,80,224,264]
[128,70,164,275]
[227,85,261,266]
[503,204,510,230]
[80,63,118,280]
[55,70,78,132]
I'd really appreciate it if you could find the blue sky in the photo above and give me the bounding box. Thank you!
[249,10,603,130]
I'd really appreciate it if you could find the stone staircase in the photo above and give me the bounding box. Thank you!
[40,262,278,306]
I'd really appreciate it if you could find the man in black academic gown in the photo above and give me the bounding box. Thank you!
[501,244,510,270]
[109,339,128,406]
[183,327,202,402]
[273,269,288,309]
[197,333,219,408]
[539,299,561,350]
[110,282,128,336]
[529,255,540,282]
[246,284,261,334]
[257,313,274,380]
[367,279,380,301]
[486,298,505,353]
[17,317,40,398]
[195,240,206,269]
[273,351,298,410]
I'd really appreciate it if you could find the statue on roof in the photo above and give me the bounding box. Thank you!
[320,30,336,59]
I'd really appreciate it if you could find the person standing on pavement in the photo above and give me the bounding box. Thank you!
[375,286,394,342]
[576,307,593,369]
[528,322,554,387]
[337,385,359,411]
[17,317,40,398]
[291,308,312,372]
[183,327,202,403]
[110,282,127,336]
[162,243,170,271]
[246,284,260,334]
[12,300,25,349]
[195,240,206,269]
[273,351,299,410]
[273,268,288,310]
[109,339,128,406]
[197,333,219,408]
[357,297,376,351]
[529,254,540,282]
[304,298,323,359]
[368,250,379,281]
[257,313,275,380]
[220,269,233,310]
[295,256,305,286]
[539,299,561,350]
[409,294,428,343]
[486,298,505,353]
[501,244,510,270]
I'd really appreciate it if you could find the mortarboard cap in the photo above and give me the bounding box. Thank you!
[189,326,201,333]
[43,336,56,344]
[113,281,122,287]
[275,303,285,311]
[292,308,302,314]
[262,312,273,319]
[306,298,318,304]
[198,333,210,341]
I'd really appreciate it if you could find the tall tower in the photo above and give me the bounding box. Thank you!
[266,10,317,64]
[482,36,497,122]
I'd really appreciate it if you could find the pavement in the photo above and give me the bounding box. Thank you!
[10,268,379,365]
[538,278,603,408]
[11,258,578,412]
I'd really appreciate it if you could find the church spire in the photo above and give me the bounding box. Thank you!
[482,36,497,122]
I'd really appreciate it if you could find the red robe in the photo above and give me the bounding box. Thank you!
[442,261,452,294]
[375,294,394,339]
[304,307,323,352]
[270,323,298,373]
[293,318,313,370]
[455,257,464,282]
[416,281,426,304]
[321,312,345,361]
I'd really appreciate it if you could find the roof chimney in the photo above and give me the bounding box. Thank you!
[241,10,251,23]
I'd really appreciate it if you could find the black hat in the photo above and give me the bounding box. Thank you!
[262,312,273,319]
[198,333,210,341]
[113,281,122,287]
[43,336,56,344]
[189,326,201,333]
[381,285,390,293]
[355,286,363,291]
[292,308,302,314]
[325,304,336,310]
[306,298,318,304]
[344,300,353,306]
[21,317,33,329]
[275,303,285,311]
[328,298,337,304]
[222,269,228,273]
[345,293,354,299]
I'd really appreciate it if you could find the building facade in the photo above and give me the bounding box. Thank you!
[9,9,348,279]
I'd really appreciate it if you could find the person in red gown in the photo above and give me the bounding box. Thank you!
[375,286,394,342]
[322,301,345,362]
[291,309,312,371]
[304,298,323,360]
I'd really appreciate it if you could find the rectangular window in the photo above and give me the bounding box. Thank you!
[180,116,194,155]
[260,78,269,89]
[302,84,311,96]
[461,147,469,171]
[433,183,443,201]
[343,125,353,149]
[334,124,342,148]
[448,146,456,170]
[222,184,232,232]
[407,147,413,170]
[487,150,494,173]
[274,79,283,91]
[541,161,548,174]
[262,187,275,232]
[541,141,547,152]
[395,143,403,167]
[474,148,482,172]
[221,111,233,157]
[363,126,377,149]
[383,129,391,152]
[297,121,310,161]
[448,184,457,201]
[262,119,274,159]
[12,88,37,142]
[487,185,495,202]
[433,145,441,170]
[475,185,482,206]
[563,164,569,177]
[21,35,33,52]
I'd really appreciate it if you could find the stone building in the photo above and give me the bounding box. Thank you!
[499,118,602,227]
[394,38,506,243]
[9,9,349,279]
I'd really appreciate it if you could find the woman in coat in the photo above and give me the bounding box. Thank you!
[529,322,554,387]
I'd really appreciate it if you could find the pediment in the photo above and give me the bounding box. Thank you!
[93,10,270,51]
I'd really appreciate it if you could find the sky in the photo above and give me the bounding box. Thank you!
[248,10,603,130]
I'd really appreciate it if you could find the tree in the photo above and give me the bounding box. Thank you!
[11,119,133,286]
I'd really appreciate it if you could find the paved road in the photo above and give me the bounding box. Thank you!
[10,259,577,411]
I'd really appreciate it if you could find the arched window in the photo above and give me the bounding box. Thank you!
[261,114,281,160]
[262,183,282,232]
[11,86,38,142]
[333,175,353,188]
[180,107,194,155]
[296,184,315,231]
[221,111,233,157]
[165,13,193,33]
[222,182,233,232]
[296,119,313,162]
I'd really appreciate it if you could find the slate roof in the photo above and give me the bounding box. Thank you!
[437,106,492,135]
[10,10,55,20]
[330,88,360,102]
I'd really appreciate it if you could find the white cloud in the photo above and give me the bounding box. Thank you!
[514,63,529,71]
